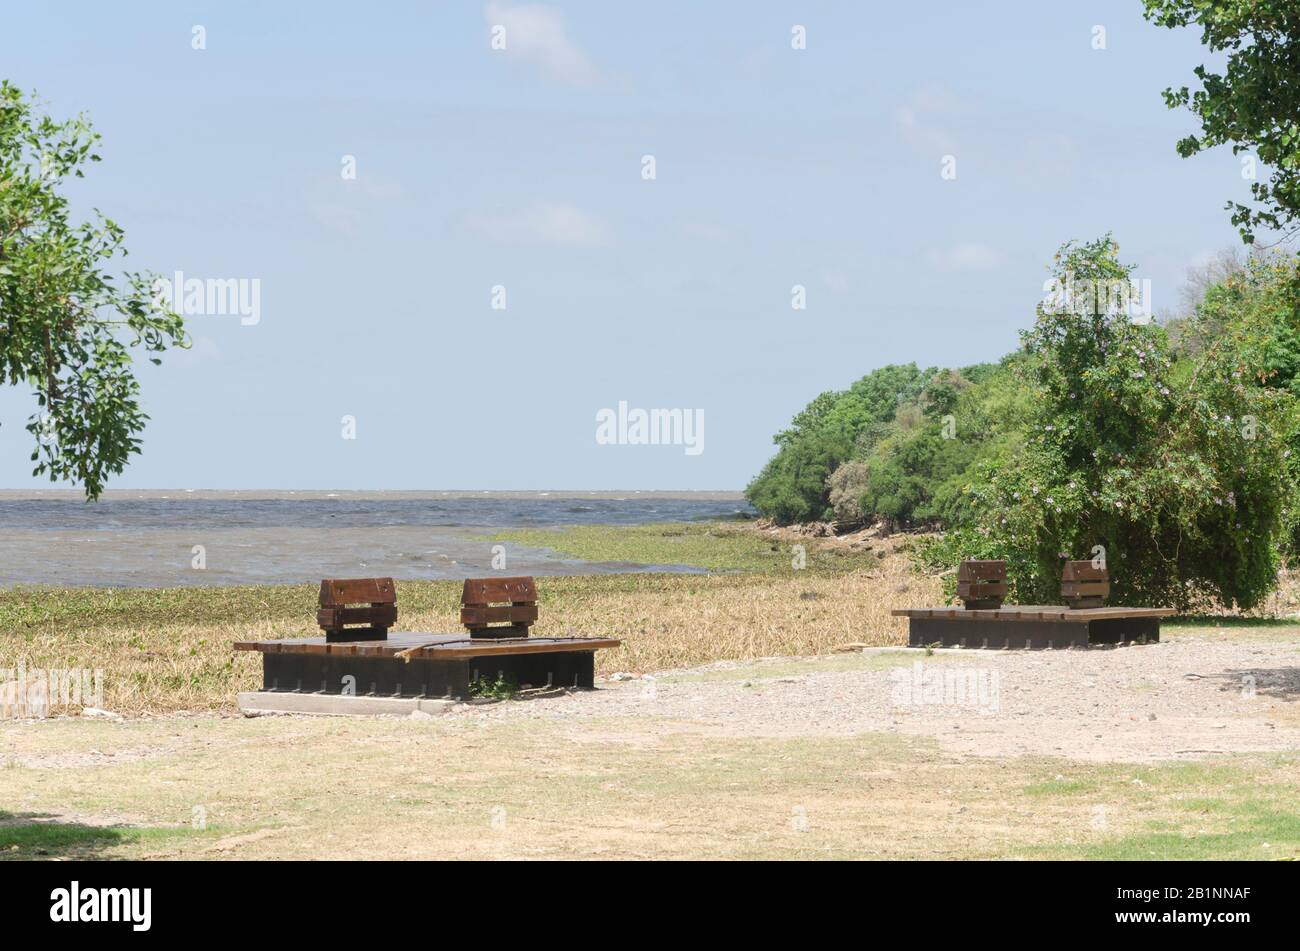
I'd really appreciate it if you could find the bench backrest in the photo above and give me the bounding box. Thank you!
[957,559,1007,609]
[461,576,538,639]
[317,577,397,642]
[1061,561,1109,608]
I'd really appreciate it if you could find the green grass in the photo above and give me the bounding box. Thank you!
[0,817,125,856]
[1022,756,1300,860]
[1059,807,1300,860]
[0,811,213,860]
[0,572,864,644]
[0,583,318,637]
[481,521,871,574]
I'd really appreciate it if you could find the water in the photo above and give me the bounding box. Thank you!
[0,490,753,588]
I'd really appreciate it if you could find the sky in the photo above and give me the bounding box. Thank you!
[0,1,1260,490]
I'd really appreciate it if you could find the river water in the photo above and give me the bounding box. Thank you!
[0,490,753,588]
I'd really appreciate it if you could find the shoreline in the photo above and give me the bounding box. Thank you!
[0,488,747,502]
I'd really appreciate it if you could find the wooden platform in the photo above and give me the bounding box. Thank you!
[234,632,621,659]
[235,632,621,699]
[891,605,1173,649]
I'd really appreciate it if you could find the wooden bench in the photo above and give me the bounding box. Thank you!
[235,575,621,700]
[461,576,539,639]
[317,577,397,643]
[1061,560,1109,609]
[895,557,1166,649]
[957,559,1007,610]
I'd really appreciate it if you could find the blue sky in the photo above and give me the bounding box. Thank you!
[0,1,1256,490]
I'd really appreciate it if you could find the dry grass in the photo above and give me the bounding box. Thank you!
[2,713,1297,860]
[0,524,939,715]
[532,560,934,673]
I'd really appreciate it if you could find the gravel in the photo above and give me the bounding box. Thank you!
[448,636,1300,763]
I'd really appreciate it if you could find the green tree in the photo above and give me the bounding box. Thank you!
[854,360,1032,530]
[1176,252,1300,553]
[0,82,185,498]
[944,237,1285,609]
[1144,0,1300,243]
[745,364,928,524]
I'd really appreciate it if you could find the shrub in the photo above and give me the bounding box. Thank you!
[828,460,870,524]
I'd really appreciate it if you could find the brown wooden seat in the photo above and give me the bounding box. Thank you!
[236,575,622,700]
[957,559,1007,610]
[317,577,397,642]
[461,576,539,639]
[1061,560,1109,609]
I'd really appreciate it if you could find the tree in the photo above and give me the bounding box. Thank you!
[1144,1,1300,243]
[1181,251,1300,553]
[949,237,1285,609]
[0,82,185,499]
[745,364,928,525]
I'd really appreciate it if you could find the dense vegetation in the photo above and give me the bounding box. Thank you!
[746,238,1300,610]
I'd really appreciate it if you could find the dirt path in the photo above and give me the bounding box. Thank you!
[457,633,1300,762]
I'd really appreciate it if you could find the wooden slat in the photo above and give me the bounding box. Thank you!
[1062,581,1110,597]
[891,605,1173,621]
[317,605,398,629]
[232,631,620,658]
[956,581,1007,597]
[319,577,395,607]
[1061,561,1107,582]
[461,576,538,606]
[957,560,1007,582]
[460,605,539,627]
[426,638,621,659]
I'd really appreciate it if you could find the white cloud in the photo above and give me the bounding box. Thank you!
[930,243,1004,272]
[485,3,600,87]
[460,201,612,247]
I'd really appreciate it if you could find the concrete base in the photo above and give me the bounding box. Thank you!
[237,691,456,718]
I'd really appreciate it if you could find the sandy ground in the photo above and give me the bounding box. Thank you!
[456,634,1300,763]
